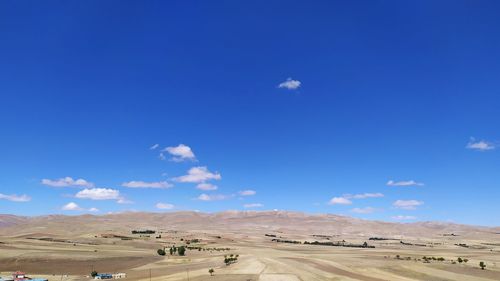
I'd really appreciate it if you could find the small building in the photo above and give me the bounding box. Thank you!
[95,274,113,279]
[112,273,126,279]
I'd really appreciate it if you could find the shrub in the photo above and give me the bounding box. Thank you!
[208,268,214,276]
[178,246,186,256]
[157,249,166,256]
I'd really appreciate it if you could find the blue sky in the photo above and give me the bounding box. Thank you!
[0,1,499,226]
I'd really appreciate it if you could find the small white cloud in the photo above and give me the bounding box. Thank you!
[239,190,256,196]
[61,202,83,211]
[466,138,495,151]
[278,78,301,90]
[174,166,221,183]
[0,193,31,202]
[156,203,175,210]
[150,144,160,150]
[350,207,377,214]
[122,181,173,189]
[328,197,352,205]
[75,188,121,200]
[392,215,417,220]
[88,207,99,212]
[117,198,133,204]
[196,183,218,191]
[163,144,196,162]
[196,193,231,201]
[243,203,263,208]
[41,177,94,188]
[345,193,384,199]
[387,180,424,187]
[393,200,424,210]
[159,153,166,160]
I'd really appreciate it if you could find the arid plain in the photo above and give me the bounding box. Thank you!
[1,211,499,281]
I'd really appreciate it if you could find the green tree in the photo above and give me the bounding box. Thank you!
[157,249,166,256]
[178,245,186,256]
[208,268,214,276]
[479,261,486,270]
[457,257,463,263]
[91,271,98,278]
[169,247,174,255]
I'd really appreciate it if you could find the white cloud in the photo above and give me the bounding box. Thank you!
[122,181,173,189]
[163,144,196,162]
[387,180,424,187]
[328,197,352,205]
[0,193,31,202]
[196,193,231,201]
[117,198,133,204]
[150,143,159,150]
[278,78,301,90]
[244,203,263,208]
[466,138,495,151]
[88,207,99,212]
[41,177,94,188]
[392,215,417,220]
[159,153,166,160]
[174,166,221,183]
[61,202,83,211]
[196,183,218,191]
[75,188,121,200]
[239,190,256,196]
[345,193,384,199]
[350,207,377,214]
[393,200,424,210]
[156,203,175,210]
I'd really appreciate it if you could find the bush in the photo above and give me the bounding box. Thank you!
[208,268,214,276]
[91,271,98,278]
[157,249,166,256]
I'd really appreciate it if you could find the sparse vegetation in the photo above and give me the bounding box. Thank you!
[224,254,239,266]
[208,268,214,276]
[132,230,156,234]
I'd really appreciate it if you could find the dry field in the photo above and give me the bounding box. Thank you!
[1,211,499,281]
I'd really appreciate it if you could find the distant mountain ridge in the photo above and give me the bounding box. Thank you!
[0,211,498,238]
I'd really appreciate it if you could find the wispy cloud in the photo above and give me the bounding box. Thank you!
[0,193,31,202]
[350,207,377,214]
[41,177,94,188]
[392,215,417,220]
[345,193,384,199]
[244,203,263,208]
[75,188,121,200]
[196,193,231,201]
[466,138,495,151]
[163,144,196,162]
[239,190,256,196]
[328,197,352,205]
[174,166,221,183]
[150,144,159,150]
[122,181,173,189]
[393,200,424,210]
[117,198,133,204]
[156,203,175,210]
[196,183,218,191]
[278,78,301,90]
[387,180,424,187]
